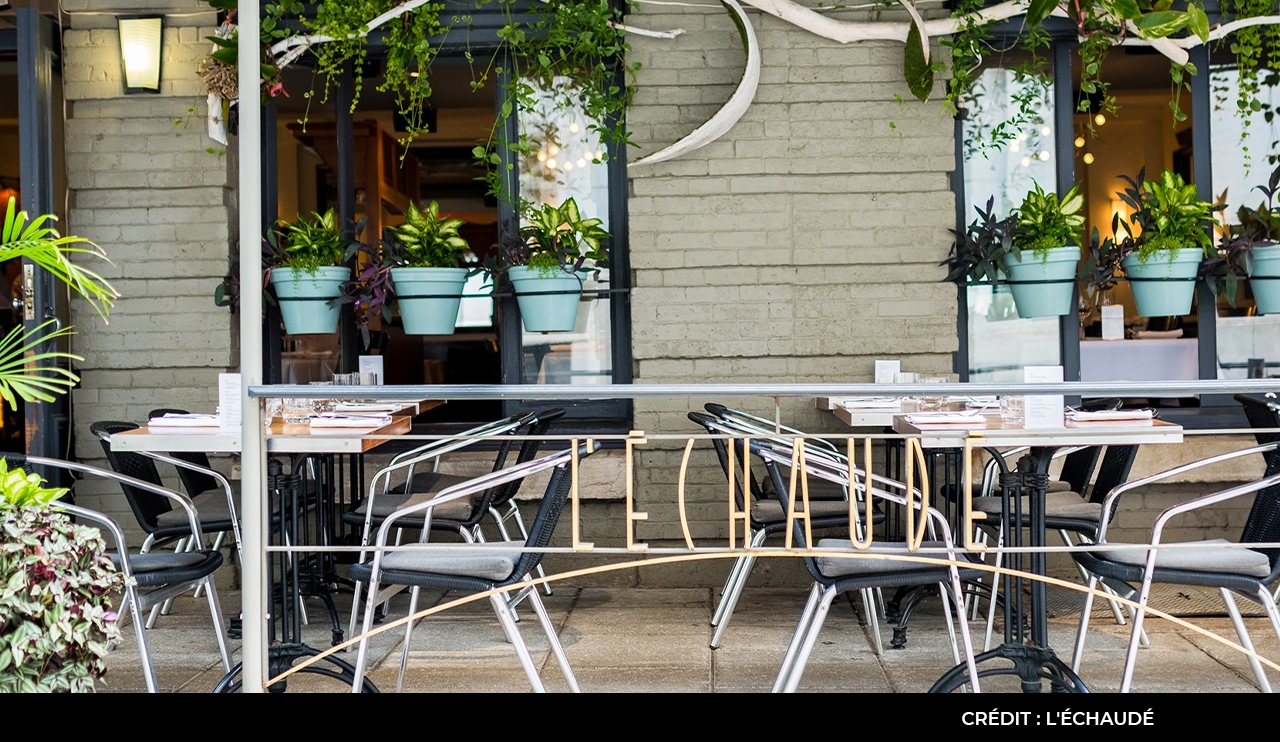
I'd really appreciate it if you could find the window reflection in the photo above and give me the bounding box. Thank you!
[518,78,613,385]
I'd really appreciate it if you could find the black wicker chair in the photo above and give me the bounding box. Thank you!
[349,443,595,693]
[4,454,231,692]
[752,440,983,692]
[1070,441,1280,692]
[1235,393,1280,447]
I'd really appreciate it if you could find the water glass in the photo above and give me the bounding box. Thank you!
[309,381,335,413]
[1000,395,1025,424]
[264,398,283,423]
[282,398,314,424]
[917,376,949,410]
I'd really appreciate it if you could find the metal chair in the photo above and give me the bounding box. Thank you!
[1070,441,1280,692]
[751,440,983,692]
[349,443,594,692]
[4,454,231,692]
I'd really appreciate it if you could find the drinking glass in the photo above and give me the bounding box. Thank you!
[917,376,949,410]
[309,381,334,413]
[264,398,283,423]
[282,398,314,424]
[999,395,1025,424]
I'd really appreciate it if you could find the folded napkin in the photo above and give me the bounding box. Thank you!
[334,402,401,413]
[1133,329,1183,339]
[838,397,902,409]
[903,412,987,427]
[147,413,221,428]
[309,413,393,428]
[1066,408,1154,422]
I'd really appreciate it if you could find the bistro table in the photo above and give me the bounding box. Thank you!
[889,413,1184,692]
[110,400,440,692]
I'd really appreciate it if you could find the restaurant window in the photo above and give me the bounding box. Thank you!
[1210,54,1280,379]
[959,51,1063,382]
[271,53,631,428]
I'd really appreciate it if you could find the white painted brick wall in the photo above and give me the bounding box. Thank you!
[62,4,232,529]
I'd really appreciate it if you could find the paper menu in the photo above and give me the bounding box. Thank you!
[874,360,900,384]
[1101,305,1124,340]
[359,355,384,385]
[1023,365,1064,428]
[218,372,242,431]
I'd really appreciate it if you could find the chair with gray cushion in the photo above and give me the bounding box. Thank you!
[348,443,595,693]
[752,440,983,692]
[1070,441,1280,692]
[4,453,231,692]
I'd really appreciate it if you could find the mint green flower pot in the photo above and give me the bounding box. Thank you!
[1121,249,1201,317]
[508,266,583,333]
[391,267,469,335]
[1247,244,1280,315]
[269,266,349,335]
[1001,246,1080,318]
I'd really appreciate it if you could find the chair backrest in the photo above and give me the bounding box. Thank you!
[1088,444,1139,505]
[501,442,594,587]
[90,420,171,533]
[1239,447,1280,569]
[1057,447,1102,495]
[482,408,567,513]
[1235,393,1280,447]
[148,408,219,497]
[689,410,762,513]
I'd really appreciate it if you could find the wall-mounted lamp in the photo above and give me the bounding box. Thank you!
[118,15,163,94]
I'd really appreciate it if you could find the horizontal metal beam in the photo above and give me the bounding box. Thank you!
[248,380,1280,399]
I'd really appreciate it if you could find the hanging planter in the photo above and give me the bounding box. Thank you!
[1121,250,1202,318]
[508,267,584,333]
[1247,244,1280,314]
[391,267,469,335]
[270,266,350,335]
[1001,246,1080,318]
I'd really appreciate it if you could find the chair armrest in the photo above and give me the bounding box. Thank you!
[1147,471,1280,548]
[1095,441,1280,542]
[140,451,242,556]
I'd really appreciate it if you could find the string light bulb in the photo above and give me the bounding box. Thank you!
[1082,152,1095,165]
[1094,113,1107,126]
[1038,151,1051,161]
[1040,125,1052,136]
[1020,156,1032,168]
[1074,136,1085,148]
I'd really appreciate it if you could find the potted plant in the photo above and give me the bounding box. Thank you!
[942,185,1083,318]
[385,201,472,335]
[267,209,357,335]
[0,459,126,692]
[504,198,609,333]
[1205,163,1280,314]
[1003,183,1085,318]
[1114,168,1221,317]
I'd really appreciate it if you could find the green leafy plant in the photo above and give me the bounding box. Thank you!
[385,201,470,269]
[1116,168,1221,262]
[270,209,357,276]
[1203,162,1280,304]
[1013,183,1085,260]
[1,459,126,692]
[941,197,1016,287]
[0,198,116,407]
[505,198,610,278]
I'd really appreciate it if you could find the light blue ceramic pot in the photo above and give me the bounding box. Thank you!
[1121,249,1202,317]
[1001,245,1080,318]
[508,266,583,333]
[391,267,469,335]
[269,266,349,335]
[1247,244,1280,315]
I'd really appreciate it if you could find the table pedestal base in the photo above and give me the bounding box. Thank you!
[213,643,379,693]
[929,644,1088,693]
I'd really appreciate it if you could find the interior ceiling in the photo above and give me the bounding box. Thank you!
[275,59,495,118]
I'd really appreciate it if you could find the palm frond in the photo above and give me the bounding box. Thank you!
[0,320,83,409]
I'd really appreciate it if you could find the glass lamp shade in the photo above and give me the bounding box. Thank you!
[118,16,163,93]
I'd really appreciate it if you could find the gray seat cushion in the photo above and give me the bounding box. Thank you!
[1094,539,1272,578]
[752,498,852,524]
[155,488,239,528]
[814,538,956,577]
[972,491,1102,521]
[379,540,522,581]
[353,488,474,523]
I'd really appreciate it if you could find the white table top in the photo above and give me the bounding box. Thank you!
[110,400,439,455]
[891,414,1184,449]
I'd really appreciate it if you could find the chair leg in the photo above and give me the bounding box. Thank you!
[710,528,768,649]
[861,588,884,655]
[201,575,232,673]
[944,567,981,693]
[711,554,748,627]
[351,575,383,693]
[1118,567,1159,693]
[1060,529,1126,626]
[396,586,422,694]
[126,583,159,693]
[780,585,838,693]
[773,582,822,693]
[494,502,552,596]
[490,592,546,693]
[524,580,580,692]
[982,540,1004,652]
[1071,574,1100,674]
[1222,587,1272,693]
